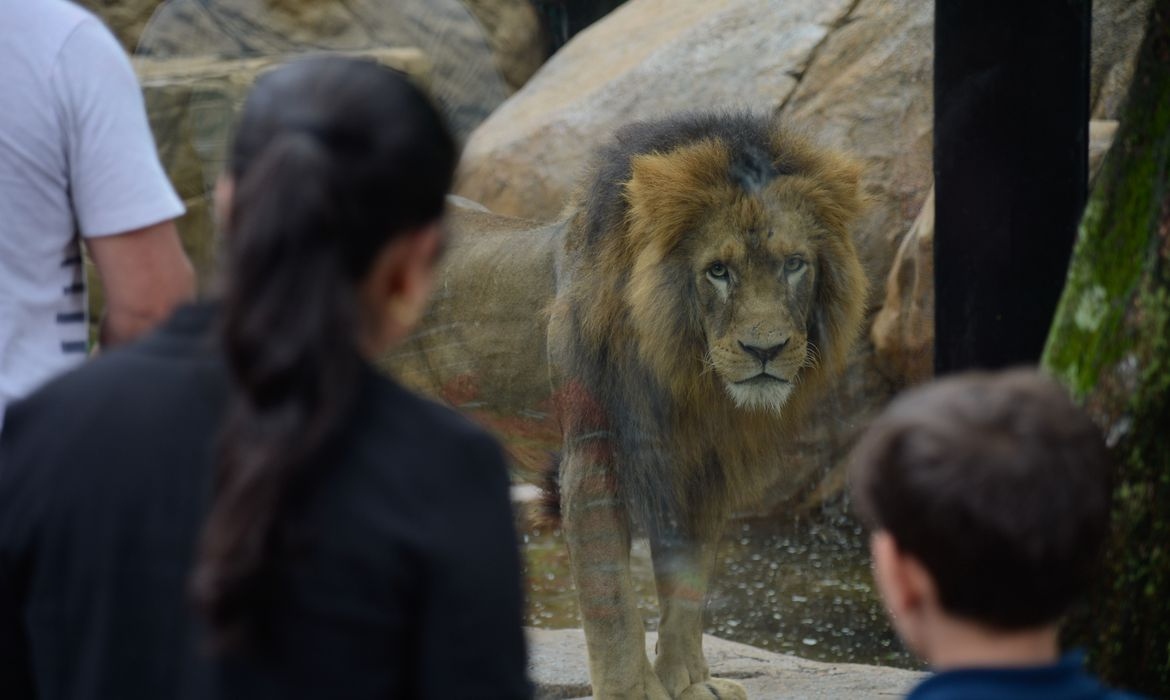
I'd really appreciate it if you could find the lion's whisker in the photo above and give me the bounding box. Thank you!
[803,341,823,371]
[699,350,719,377]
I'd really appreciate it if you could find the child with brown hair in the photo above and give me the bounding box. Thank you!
[849,368,1147,699]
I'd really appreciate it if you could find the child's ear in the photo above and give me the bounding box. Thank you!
[871,531,936,610]
[871,532,907,613]
[361,223,442,354]
[871,531,936,656]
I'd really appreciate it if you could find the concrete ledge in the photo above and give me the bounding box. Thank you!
[527,628,924,699]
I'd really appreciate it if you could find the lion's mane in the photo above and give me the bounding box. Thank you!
[547,112,869,536]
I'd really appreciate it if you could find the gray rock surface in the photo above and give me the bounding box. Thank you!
[80,0,545,96]
[133,48,428,282]
[88,48,429,323]
[136,0,510,142]
[1090,0,1155,119]
[455,0,855,221]
[527,628,924,700]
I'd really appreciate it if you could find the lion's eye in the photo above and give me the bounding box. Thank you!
[784,256,806,273]
[707,262,729,280]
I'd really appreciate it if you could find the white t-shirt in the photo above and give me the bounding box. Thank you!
[0,0,184,428]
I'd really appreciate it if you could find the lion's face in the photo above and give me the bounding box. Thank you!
[693,203,819,414]
[617,134,866,419]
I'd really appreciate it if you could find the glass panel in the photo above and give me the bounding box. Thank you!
[77,0,1153,687]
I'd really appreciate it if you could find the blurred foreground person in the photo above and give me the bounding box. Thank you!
[0,56,532,700]
[849,369,1146,700]
[0,0,194,430]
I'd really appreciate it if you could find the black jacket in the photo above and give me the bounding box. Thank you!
[0,304,532,699]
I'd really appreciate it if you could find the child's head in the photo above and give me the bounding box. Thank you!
[848,369,1111,653]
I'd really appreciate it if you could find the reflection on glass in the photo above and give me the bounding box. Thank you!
[99,0,1155,693]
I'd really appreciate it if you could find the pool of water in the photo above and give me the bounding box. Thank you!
[521,514,919,669]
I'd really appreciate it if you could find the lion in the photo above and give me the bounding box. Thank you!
[542,112,869,699]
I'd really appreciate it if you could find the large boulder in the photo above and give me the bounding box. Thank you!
[136,0,510,142]
[455,0,857,221]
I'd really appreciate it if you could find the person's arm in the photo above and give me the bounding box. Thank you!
[52,18,191,346]
[85,220,195,347]
[416,432,533,699]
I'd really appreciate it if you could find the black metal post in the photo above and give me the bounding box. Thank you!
[934,1,1090,374]
[535,1,627,53]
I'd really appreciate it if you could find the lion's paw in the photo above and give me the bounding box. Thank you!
[677,677,747,700]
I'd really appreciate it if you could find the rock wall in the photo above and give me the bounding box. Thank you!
[86,48,430,326]
[77,0,546,95]
[134,0,508,143]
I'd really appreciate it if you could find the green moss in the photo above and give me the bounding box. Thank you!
[1042,127,1168,396]
[1044,1,1170,694]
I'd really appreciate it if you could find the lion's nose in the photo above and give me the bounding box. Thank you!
[739,339,788,364]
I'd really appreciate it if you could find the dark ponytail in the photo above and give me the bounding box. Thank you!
[190,56,456,651]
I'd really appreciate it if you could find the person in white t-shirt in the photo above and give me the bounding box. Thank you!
[0,0,194,429]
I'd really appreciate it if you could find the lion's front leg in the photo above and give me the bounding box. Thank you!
[562,454,669,700]
[650,530,747,700]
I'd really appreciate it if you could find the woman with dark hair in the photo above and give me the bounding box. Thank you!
[0,56,532,699]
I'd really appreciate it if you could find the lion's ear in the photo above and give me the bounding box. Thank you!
[625,140,731,249]
[806,153,865,234]
[824,153,864,216]
[771,131,866,234]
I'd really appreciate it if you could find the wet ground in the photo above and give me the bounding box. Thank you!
[521,514,919,670]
